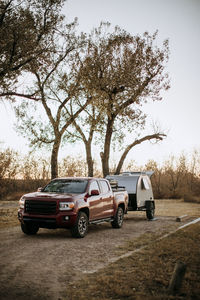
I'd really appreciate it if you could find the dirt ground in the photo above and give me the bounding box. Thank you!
[0,200,199,300]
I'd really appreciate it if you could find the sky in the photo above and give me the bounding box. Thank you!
[0,0,200,167]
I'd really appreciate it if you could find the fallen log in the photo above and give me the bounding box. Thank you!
[176,214,188,222]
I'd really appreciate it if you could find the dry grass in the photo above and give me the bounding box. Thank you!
[155,199,200,217]
[65,223,200,300]
[63,199,200,300]
[183,194,200,204]
[0,201,19,228]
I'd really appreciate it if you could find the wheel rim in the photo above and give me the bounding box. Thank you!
[78,216,87,235]
[118,209,123,226]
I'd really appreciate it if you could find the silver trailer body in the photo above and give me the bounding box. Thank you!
[106,172,155,219]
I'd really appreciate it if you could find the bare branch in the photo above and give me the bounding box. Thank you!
[0,92,40,101]
[114,133,166,174]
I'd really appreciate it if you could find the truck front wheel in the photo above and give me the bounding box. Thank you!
[21,222,39,235]
[111,207,124,228]
[71,212,88,238]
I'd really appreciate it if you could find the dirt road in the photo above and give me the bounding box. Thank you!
[0,208,191,300]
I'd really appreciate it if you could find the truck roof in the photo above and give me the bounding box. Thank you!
[51,177,107,181]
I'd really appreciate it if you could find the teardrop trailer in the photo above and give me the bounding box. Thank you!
[106,171,155,220]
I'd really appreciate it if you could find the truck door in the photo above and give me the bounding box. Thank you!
[99,180,114,218]
[88,180,102,220]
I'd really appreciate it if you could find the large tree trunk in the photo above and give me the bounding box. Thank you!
[51,138,61,179]
[114,133,166,175]
[101,118,114,177]
[86,142,93,177]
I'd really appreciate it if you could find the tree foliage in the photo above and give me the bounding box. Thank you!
[0,148,19,179]
[0,0,66,98]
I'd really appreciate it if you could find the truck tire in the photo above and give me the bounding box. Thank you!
[21,222,39,235]
[71,211,88,238]
[111,207,124,228]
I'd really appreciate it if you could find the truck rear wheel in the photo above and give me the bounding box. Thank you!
[111,207,124,228]
[71,211,88,238]
[21,222,39,235]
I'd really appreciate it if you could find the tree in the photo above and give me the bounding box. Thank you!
[164,154,188,198]
[0,0,66,99]
[145,160,164,198]
[15,69,90,179]
[187,149,200,194]
[59,155,88,177]
[14,22,90,179]
[78,24,170,176]
[114,133,166,175]
[0,148,19,179]
[65,102,103,177]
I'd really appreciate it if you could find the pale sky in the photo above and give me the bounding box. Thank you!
[0,0,200,166]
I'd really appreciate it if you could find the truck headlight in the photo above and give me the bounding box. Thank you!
[19,196,25,209]
[59,202,74,211]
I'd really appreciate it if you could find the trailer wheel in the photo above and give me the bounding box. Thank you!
[71,211,88,238]
[146,207,155,220]
[21,223,39,235]
[111,207,124,228]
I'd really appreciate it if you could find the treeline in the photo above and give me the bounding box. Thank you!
[144,152,200,200]
[0,148,88,199]
[0,148,200,200]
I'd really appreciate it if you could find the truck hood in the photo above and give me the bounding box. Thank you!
[23,192,83,202]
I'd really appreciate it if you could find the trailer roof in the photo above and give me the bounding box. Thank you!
[106,174,139,193]
[106,171,153,194]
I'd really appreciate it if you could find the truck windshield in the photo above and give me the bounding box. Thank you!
[42,179,88,194]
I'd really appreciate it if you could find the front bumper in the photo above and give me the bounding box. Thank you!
[18,209,77,229]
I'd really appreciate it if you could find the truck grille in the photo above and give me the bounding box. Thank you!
[25,200,57,215]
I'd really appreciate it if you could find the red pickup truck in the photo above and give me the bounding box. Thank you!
[18,177,128,238]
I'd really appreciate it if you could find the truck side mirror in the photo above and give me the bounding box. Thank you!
[37,187,43,192]
[90,189,100,196]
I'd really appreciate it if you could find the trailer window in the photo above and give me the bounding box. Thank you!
[142,177,150,190]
